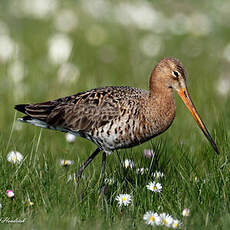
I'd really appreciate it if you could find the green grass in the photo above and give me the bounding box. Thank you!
[1,0,230,229]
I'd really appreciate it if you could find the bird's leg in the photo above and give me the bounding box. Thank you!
[100,152,107,183]
[75,148,101,181]
[99,151,107,194]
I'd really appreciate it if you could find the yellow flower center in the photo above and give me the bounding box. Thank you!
[163,219,167,225]
[152,186,157,190]
[122,197,126,201]
[150,216,155,222]
[12,156,17,162]
[174,223,178,227]
[64,160,68,165]
[29,201,34,206]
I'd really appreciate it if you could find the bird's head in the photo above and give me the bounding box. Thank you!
[151,57,187,91]
[150,57,219,155]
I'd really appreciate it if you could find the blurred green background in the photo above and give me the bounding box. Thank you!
[1,0,229,142]
[0,0,230,229]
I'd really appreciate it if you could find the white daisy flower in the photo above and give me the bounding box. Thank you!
[160,213,173,227]
[143,211,161,226]
[182,208,190,217]
[152,171,164,179]
[123,159,134,169]
[115,194,132,207]
[172,219,181,228]
[65,133,76,143]
[146,181,162,193]
[7,151,23,164]
[60,159,74,166]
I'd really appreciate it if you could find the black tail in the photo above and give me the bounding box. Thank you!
[14,102,67,131]
[14,104,28,114]
[14,101,59,121]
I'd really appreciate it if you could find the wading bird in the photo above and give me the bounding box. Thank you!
[15,58,219,184]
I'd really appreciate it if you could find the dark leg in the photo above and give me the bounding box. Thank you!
[99,151,107,194]
[100,152,107,184]
[75,148,101,180]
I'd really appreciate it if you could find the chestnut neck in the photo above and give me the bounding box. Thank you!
[149,69,173,99]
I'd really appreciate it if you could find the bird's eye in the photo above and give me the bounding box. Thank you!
[172,71,179,79]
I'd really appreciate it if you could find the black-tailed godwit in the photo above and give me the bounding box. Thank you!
[14,57,219,183]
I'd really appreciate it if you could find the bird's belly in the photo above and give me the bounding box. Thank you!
[86,117,168,154]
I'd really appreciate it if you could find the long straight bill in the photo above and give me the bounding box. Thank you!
[177,88,219,154]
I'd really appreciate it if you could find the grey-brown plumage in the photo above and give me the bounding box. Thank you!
[14,57,219,184]
[15,85,175,153]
